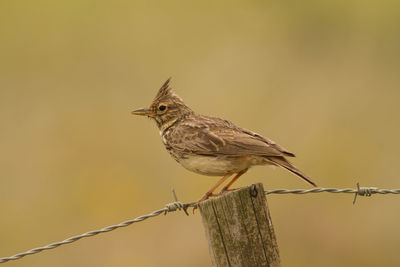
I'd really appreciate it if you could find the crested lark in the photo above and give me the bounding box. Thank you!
[132,79,316,204]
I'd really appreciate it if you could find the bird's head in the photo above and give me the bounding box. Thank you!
[131,78,193,130]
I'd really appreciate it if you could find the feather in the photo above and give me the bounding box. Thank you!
[267,156,317,186]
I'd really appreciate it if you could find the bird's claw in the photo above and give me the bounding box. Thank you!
[217,187,240,195]
[191,191,219,214]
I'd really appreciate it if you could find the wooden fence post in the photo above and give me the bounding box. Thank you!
[199,183,280,267]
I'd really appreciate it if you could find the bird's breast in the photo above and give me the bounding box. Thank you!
[178,155,261,176]
[160,129,271,176]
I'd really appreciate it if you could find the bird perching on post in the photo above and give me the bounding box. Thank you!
[131,79,316,206]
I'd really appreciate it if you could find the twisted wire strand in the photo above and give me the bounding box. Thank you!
[0,202,196,264]
[265,188,400,195]
[1,186,399,264]
[264,185,400,204]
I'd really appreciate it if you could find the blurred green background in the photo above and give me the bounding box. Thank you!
[1,0,399,266]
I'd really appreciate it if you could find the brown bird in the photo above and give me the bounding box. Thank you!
[132,79,316,204]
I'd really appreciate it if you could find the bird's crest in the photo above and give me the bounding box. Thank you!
[152,77,186,106]
[154,77,173,101]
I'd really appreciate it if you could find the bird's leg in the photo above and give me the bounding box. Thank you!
[192,173,233,213]
[197,173,233,202]
[218,168,248,194]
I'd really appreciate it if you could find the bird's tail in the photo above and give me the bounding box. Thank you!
[267,156,317,187]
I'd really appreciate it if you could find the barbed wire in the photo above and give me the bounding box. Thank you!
[265,183,400,204]
[1,184,399,264]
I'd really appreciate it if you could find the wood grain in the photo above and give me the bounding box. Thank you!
[199,183,280,267]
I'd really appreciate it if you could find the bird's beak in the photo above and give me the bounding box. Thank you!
[131,108,154,117]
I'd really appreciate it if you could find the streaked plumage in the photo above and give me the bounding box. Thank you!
[132,79,316,202]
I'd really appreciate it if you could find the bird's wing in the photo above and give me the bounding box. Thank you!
[169,119,293,157]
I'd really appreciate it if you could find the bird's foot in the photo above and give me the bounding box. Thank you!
[192,191,217,213]
[217,187,240,195]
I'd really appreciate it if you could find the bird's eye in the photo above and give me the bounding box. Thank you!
[158,105,167,111]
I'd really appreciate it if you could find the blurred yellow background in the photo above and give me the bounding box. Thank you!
[1,1,399,266]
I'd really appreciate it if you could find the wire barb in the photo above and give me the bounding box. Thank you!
[164,189,194,216]
[1,184,399,264]
[353,183,378,204]
[165,202,184,214]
